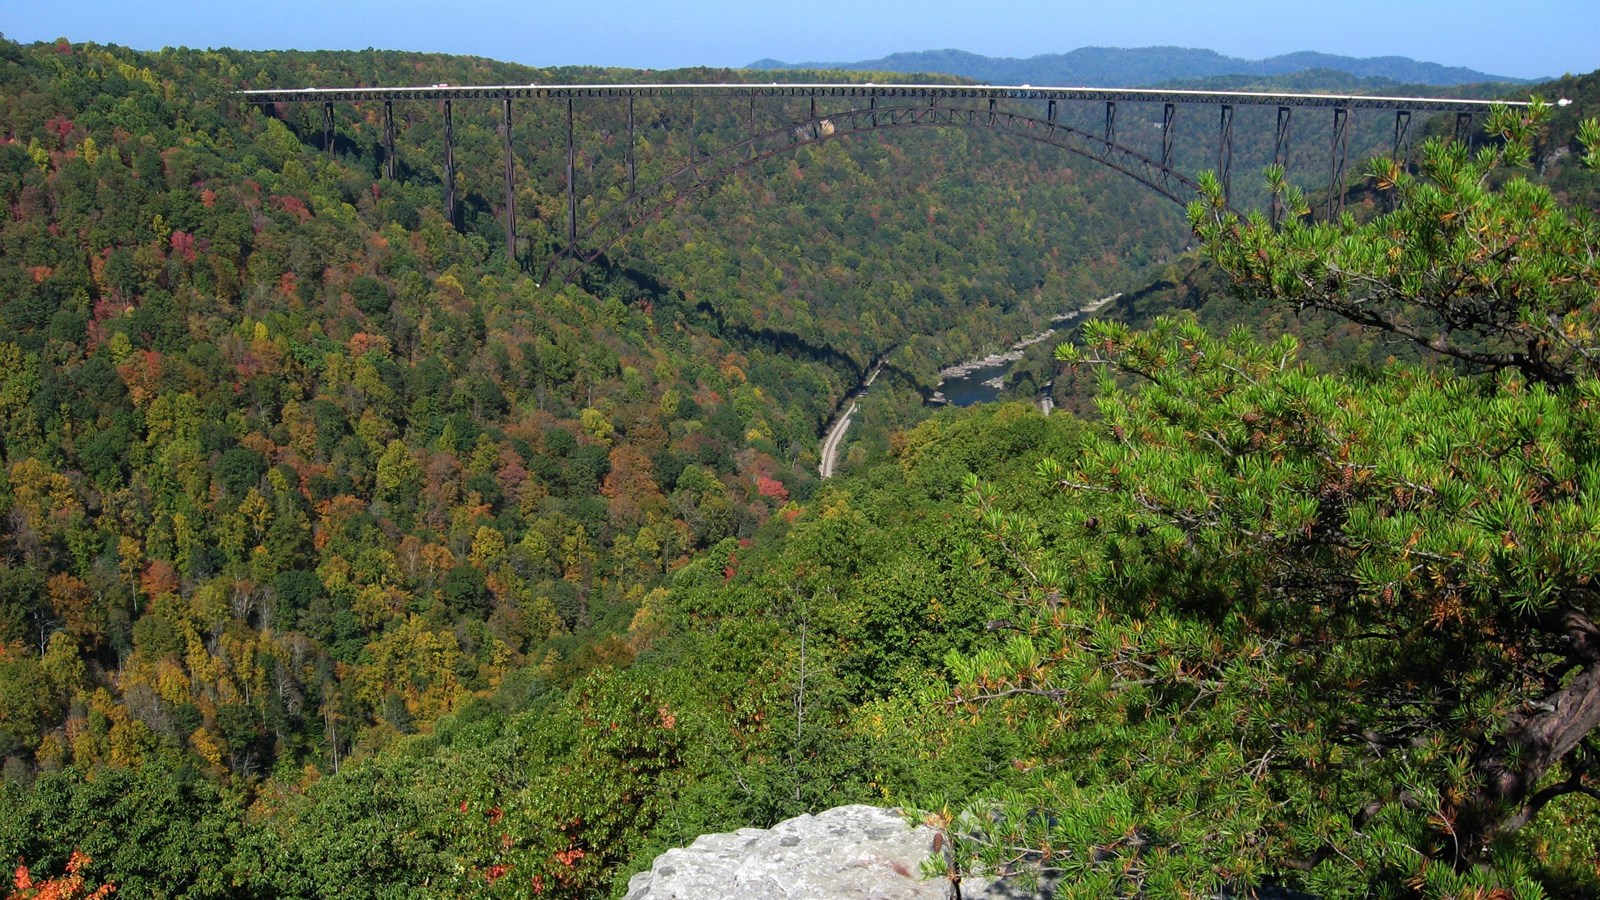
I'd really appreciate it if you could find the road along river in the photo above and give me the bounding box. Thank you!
[818,361,882,479]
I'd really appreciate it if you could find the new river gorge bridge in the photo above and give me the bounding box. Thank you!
[237,83,1526,282]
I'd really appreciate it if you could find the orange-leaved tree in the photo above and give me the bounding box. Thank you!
[9,850,114,900]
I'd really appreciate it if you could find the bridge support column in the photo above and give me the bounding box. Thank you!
[1392,109,1412,163]
[502,98,516,262]
[1218,104,1234,206]
[1272,105,1292,226]
[443,99,456,228]
[383,100,396,181]
[988,97,996,127]
[870,94,877,128]
[322,101,334,153]
[627,95,636,196]
[1047,98,1057,127]
[688,95,698,179]
[1160,103,1175,178]
[1104,101,1116,148]
[1328,106,1351,219]
[1390,109,1412,211]
[1455,111,1474,148]
[566,98,577,249]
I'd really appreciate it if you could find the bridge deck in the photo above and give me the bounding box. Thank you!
[236,82,1526,112]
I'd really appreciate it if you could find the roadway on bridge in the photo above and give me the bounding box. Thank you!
[237,82,1524,112]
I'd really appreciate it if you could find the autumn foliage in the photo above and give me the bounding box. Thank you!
[1,27,1597,900]
[9,852,114,900]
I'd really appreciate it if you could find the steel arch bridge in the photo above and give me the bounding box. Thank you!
[237,82,1523,282]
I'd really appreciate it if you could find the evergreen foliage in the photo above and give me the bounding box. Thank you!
[923,101,1600,896]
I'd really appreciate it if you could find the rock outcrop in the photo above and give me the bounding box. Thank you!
[622,805,1048,900]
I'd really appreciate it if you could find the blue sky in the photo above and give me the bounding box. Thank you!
[3,0,1594,80]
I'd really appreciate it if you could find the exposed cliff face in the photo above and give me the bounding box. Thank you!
[624,805,1327,899]
[622,805,1049,900]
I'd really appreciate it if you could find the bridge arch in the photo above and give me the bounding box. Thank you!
[545,101,1216,283]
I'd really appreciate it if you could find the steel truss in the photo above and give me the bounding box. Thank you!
[239,82,1523,279]
[541,101,1219,283]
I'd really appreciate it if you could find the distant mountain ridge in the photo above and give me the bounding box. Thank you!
[746,46,1540,87]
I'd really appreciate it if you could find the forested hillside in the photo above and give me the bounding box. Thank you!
[748,46,1537,87]
[0,35,1187,897]
[3,32,1600,900]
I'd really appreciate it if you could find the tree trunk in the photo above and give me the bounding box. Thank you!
[1460,609,1600,856]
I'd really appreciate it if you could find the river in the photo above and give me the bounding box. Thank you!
[929,293,1120,409]
[935,361,1014,407]
[817,294,1119,478]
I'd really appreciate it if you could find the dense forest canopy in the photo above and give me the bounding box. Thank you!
[1,31,1600,900]
[0,34,1189,897]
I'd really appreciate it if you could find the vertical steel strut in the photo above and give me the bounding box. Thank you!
[1218,104,1234,206]
[1272,106,1292,226]
[1388,109,1413,212]
[749,94,757,158]
[442,99,456,228]
[1161,103,1176,179]
[688,94,697,178]
[502,98,516,261]
[1328,106,1351,219]
[1274,106,1292,168]
[1455,111,1474,148]
[383,100,396,180]
[322,101,334,153]
[1104,101,1116,148]
[1392,109,1412,162]
[627,95,636,197]
[1047,98,1057,128]
[380,100,393,179]
[565,98,577,248]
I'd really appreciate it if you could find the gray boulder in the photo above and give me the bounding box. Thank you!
[622,804,1048,900]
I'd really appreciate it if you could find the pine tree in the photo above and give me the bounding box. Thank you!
[935,104,1600,897]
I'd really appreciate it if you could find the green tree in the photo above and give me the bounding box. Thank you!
[374,439,422,505]
[934,106,1600,897]
[1196,100,1600,388]
[0,762,245,899]
[0,645,56,761]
